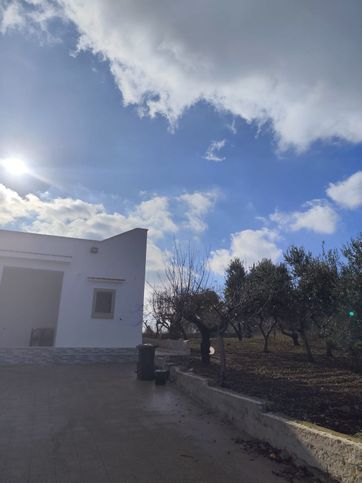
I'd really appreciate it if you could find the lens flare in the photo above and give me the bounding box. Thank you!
[1,157,28,176]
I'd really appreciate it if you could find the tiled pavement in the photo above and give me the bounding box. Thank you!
[0,364,289,483]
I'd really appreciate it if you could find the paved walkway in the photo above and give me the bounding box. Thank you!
[0,364,293,483]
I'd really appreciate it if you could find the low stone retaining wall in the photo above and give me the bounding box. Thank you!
[143,337,191,354]
[172,368,362,483]
[0,347,137,365]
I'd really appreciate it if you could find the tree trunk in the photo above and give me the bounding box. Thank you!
[300,329,314,362]
[259,317,274,353]
[280,326,300,346]
[180,325,188,340]
[326,341,334,358]
[291,332,300,346]
[232,322,243,341]
[217,332,226,386]
[169,317,184,340]
[200,329,210,364]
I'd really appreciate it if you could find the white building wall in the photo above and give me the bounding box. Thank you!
[0,228,147,348]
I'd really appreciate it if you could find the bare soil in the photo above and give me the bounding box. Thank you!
[188,335,362,437]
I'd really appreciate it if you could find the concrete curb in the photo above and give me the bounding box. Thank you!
[143,337,191,354]
[171,367,362,483]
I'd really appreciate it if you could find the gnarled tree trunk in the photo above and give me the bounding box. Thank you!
[231,321,243,341]
[200,328,211,364]
[300,328,314,362]
[280,326,300,346]
[217,332,227,386]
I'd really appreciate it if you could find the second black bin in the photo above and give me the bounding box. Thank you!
[154,369,168,385]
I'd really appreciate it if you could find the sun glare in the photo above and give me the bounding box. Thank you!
[1,157,28,176]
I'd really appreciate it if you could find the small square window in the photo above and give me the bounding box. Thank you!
[92,288,116,319]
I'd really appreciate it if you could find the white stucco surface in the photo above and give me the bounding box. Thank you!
[0,228,147,348]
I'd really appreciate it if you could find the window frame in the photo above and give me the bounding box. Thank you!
[91,288,116,319]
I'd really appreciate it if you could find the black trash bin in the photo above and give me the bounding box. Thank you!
[154,369,168,386]
[137,344,156,380]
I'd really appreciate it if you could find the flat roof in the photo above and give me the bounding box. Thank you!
[0,227,147,243]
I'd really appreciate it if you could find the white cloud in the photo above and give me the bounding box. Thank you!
[0,184,31,223]
[178,190,218,232]
[326,171,362,209]
[129,197,178,240]
[0,1,24,33]
[3,1,361,150]
[270,200,339,234]
[145,241,169,274]
[0,0,62,36]
[209,228,281,275]
[227,119,237,135]
[0,184,218,277]
[0,186,173,242]
[204,140,226,162]
[13,193,177,241]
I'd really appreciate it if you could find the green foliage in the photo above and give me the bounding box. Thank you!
[241,259,291,352]
[224,258,246,304]
[244,259,291,320]
[224,258,249,339]
[153,234,362,367]
[341,233,362,339]
[183,289,222,331]
[283,245,340,361]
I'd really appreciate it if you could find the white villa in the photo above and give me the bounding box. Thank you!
[0,228,147,350]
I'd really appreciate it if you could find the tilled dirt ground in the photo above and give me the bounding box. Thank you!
[187,336,362,437]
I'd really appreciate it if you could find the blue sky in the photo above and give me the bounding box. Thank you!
[0,1,361,282]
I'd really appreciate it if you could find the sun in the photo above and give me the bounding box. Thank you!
[1,157,29,176]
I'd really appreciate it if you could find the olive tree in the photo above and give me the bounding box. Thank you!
[242,259,291,353]
[182,289,228,369]
[339,234,362,358]
[224,258,251,340]
[151,244,228,366]
[284,246,340,362]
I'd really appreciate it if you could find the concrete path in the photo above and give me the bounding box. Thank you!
[0,364,295,483]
